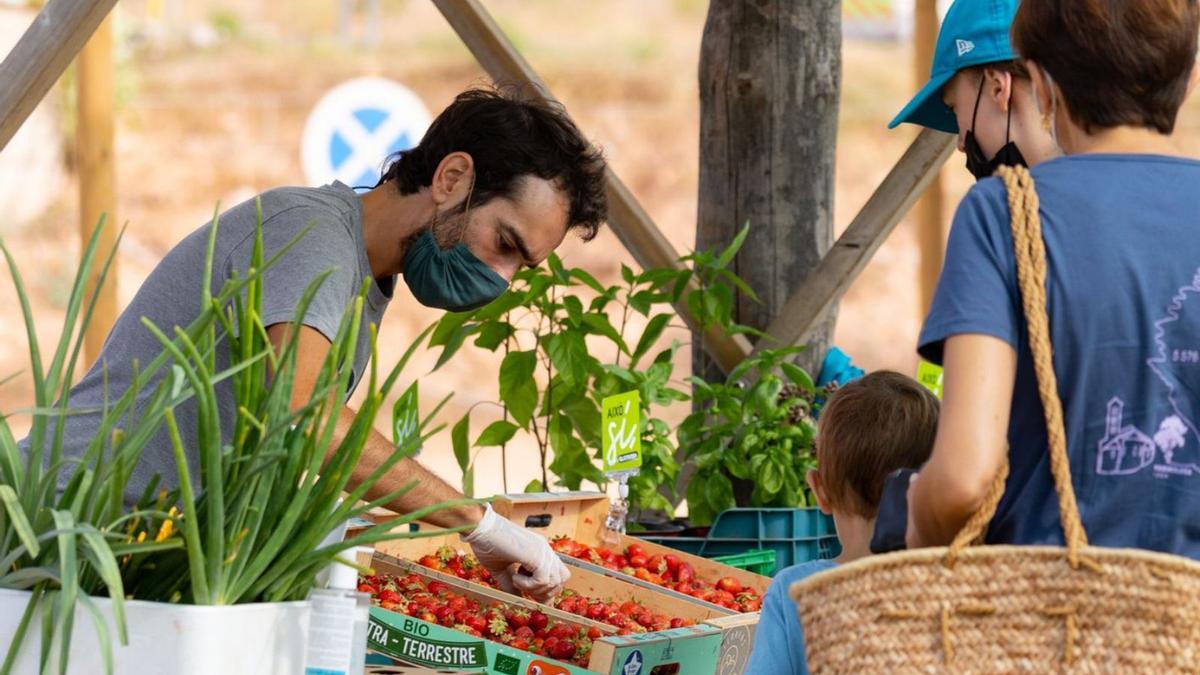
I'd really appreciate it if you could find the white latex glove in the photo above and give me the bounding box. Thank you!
[464,504,570,602]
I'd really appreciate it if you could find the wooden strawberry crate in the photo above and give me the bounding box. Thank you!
[360,550,723,674]
[492,492,771,597]
[367,496,763,675]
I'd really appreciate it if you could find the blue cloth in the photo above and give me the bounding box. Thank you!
[920,154,1200,557]
[745,560,838,675]
[816,346,865,390]
[890,0,1021,133]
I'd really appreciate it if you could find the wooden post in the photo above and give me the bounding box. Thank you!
[913,0,945,314]
[0,0,117,153]
[76,13,119,366]
[697,1,841,378]
[754,128,956,355]
[431,0,752,373]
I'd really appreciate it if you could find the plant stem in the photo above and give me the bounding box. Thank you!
[500,311,510,494]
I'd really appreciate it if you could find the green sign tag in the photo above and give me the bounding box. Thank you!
[602,391,642,473]
[392,381,421,457]
[917,361,944,399]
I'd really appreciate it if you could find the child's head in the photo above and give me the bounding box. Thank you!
[809,371,939,520]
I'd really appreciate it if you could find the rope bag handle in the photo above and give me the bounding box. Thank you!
[946,164,1089,568]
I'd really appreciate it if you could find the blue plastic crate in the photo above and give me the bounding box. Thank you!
[638,508,841,574]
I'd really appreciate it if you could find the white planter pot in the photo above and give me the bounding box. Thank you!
[0,588,310,675]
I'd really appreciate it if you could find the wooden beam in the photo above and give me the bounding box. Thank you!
[752,128,956,355]
[914,0,945,314]
[0,0,118,153]
[77,14,119,366]
[430,0,752,373]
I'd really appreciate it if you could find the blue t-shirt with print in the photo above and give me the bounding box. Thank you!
[745,559,838,675]
[920,154,1200,557]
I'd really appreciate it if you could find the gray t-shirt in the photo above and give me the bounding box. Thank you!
[36,181,393,504]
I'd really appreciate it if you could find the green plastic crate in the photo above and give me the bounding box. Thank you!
[711,548,777,576]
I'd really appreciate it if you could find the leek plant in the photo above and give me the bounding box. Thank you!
[2,204,474,674]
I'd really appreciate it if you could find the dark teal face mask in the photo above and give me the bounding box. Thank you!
[401,230,509,312]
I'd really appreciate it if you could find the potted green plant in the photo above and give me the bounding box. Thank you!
[0,209,473,674]
[676,346,821,525]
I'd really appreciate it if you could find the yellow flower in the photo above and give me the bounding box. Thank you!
[155,518,174,542]
[136,531,147,543]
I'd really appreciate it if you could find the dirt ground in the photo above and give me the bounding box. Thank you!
[7,1,1200,500]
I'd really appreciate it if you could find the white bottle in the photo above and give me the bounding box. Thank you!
[304,549,369,675]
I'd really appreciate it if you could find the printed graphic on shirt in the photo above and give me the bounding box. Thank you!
[1098,268,1200,477]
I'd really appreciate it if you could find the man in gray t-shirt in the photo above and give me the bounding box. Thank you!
[37,88,608,602]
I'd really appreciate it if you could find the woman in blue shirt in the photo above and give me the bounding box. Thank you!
[907,0,1200,556]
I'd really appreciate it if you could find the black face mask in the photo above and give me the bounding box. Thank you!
[963,74,1027,181]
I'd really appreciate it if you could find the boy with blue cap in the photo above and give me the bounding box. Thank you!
[890,0,1057,179]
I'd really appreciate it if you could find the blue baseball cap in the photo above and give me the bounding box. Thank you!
[889,0,1020,134]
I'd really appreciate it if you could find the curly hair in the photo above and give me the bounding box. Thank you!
[379,87,607,241]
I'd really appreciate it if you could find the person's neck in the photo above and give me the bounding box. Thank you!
[831,511,874,563]
[358,182,434,279]
[1060,123,1184,158]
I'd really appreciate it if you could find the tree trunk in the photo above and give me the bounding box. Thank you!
[695,0,841,380]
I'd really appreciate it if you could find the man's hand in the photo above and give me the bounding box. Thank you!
[464,504,570,602]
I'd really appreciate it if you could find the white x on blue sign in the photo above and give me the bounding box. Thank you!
[301,77,432,189]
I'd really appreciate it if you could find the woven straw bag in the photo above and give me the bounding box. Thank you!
[791,164,1200,673]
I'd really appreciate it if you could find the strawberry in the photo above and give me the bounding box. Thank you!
[549,622,576,641]
[627,553,649,569]
[549,638,577,660]
[515,625,535,640]
[716,577,743,594]
[487,615,509,638]
[377,589,402,605]
[663,554,681,574]
[528,610,549,634]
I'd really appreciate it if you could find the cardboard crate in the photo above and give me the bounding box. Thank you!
[362,551,724,675]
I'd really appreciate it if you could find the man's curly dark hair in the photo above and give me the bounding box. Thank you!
[379,87,607,240]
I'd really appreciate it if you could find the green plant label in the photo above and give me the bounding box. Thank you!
[392,381,420,456]
[917,361,944,399]
[602,390,642,473]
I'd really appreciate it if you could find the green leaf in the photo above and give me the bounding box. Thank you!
[704,472,735,513]
[429,311,474,347]
[475,420,520,447]
[524,479,545,493]
[569,268,607,294]
[631,314,671,367]
[716,223,750,268]
[473,291,525,321]
[546,332,591,387]
[620,264,635,285]
[452,413,470,471]
[581,313,628,354]
[546,252,569,282]
[474,322,514,351]
[781,362,816,393]
[760,459,784,496]
[563,295,585,326]
[433,323,479,370]
[498,351,538,427]
[562,396,602,446]
[716,268,762,304]
[0,485,38,557]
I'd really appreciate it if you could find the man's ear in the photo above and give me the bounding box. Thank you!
[1187,60,1200,99]
[430,152,475,208]
[807,468,833,515]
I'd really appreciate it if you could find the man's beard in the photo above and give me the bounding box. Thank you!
[398,204,471,262]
